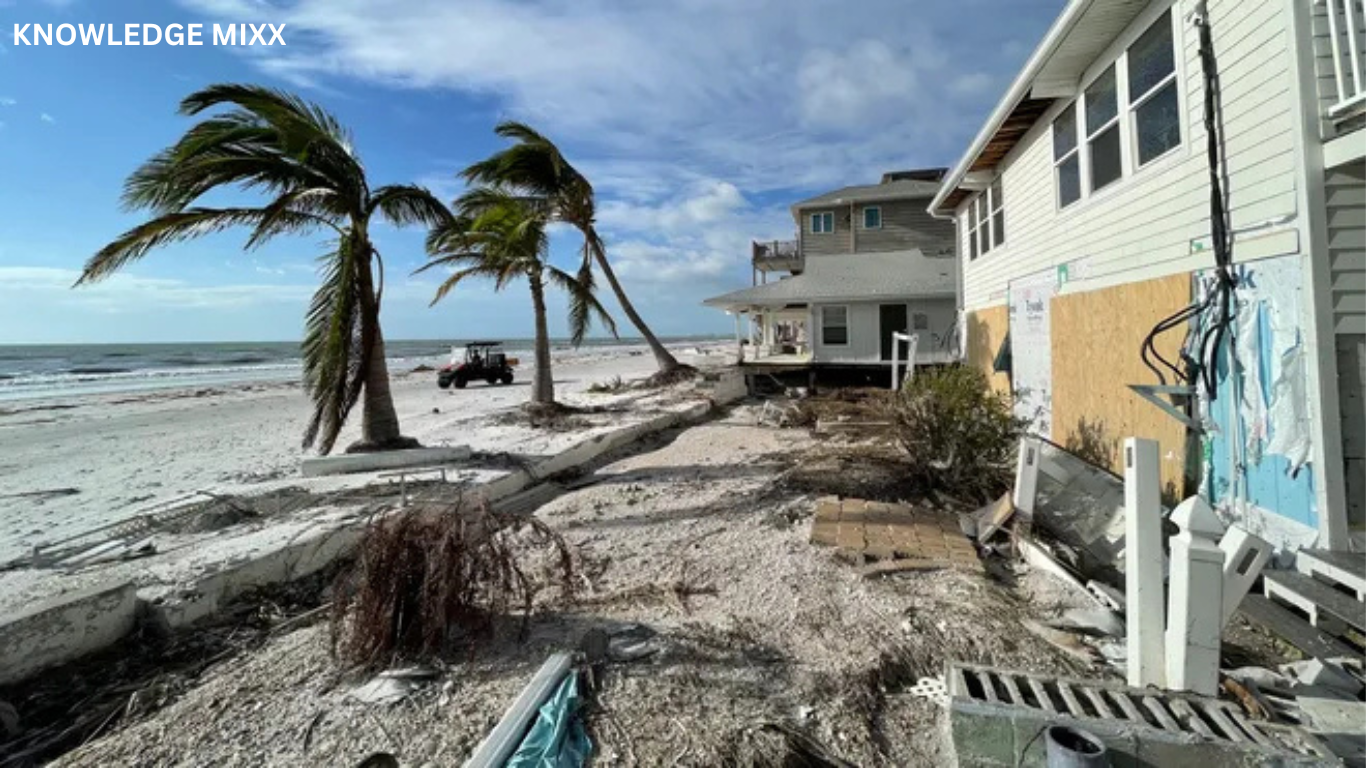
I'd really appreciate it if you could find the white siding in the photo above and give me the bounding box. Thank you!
[959,0,1303,311]
[811,299,956,364]
[1327,160,1366,335]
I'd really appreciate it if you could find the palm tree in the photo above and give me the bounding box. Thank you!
[461,122,692,382]
[420,192,615,406]
[75,84,450,455]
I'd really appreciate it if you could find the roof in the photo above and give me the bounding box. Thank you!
[703,249,955,309]
[928,0,1152,216]
[791,178,943,212]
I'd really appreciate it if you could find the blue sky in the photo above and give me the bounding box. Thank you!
[0,0,1060,344]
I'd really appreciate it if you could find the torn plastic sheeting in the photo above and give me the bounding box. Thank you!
[507,670,591,768]
[1264,341,1312,472]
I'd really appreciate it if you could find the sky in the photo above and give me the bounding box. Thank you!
[0,0,1060,344]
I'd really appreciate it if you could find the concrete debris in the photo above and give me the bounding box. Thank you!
[1282,658,1364,700]
[1086,580,1125,614]
[0,700,19,739]
[607,624,660,663]
[1296,697,1366,766]
[1046,608,1126,638]
[348,667,438,705]
[970,493,1015,543]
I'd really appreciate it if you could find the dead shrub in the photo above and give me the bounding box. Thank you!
[331,504,575,668]
[891,366,1026,503]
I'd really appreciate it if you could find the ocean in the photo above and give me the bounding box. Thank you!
[0,337,721,403]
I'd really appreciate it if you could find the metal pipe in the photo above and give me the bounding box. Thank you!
[464,652,574,768]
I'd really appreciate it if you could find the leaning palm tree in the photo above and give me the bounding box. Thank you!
[75,84,450,454]
[461,122,692,383]
[420,193,615,406]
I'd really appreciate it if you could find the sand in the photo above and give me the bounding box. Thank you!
[49,404,1098,768]
[0,342,729,566]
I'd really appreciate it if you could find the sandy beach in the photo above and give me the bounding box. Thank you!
[0,342,729,565]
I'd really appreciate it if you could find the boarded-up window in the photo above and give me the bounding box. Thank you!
[821,306,849,346]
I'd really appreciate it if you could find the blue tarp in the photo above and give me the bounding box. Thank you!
[507,671,591,767]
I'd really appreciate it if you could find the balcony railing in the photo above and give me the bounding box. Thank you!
[751,239,802,272]
[1319,0,1366,118]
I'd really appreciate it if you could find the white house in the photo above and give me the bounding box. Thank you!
[929,0,1364,553]
[705,170,959,370]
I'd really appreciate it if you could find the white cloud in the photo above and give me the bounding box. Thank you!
[0,98,15,107]
[39,112,55,124]
[0,266,312,311]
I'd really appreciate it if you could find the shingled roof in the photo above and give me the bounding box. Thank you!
[703,249,955,309]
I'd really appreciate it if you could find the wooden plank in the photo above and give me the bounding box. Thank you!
[1238,594,1359,659]
[1263,571,1366,632]
[1299,548,1366,593]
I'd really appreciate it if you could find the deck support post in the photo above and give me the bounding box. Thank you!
[1125,437,1166,689]
[1165,495,1226,696]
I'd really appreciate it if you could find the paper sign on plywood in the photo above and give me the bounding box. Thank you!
[1008,269,1059,438]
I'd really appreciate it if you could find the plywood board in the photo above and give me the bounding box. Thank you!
[1050,272,1192,497]
[966,305,1011,398]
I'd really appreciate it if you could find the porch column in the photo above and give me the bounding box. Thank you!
[733,312,743,364]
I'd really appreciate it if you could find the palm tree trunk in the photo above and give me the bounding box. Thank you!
[590,240,681,372]
[529,269,555,405]
[352,252,414,451]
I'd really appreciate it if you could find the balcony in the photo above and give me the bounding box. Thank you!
[751,239,803,284]
[1315,0,1366,128]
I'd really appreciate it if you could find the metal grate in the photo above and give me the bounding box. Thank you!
[948,663,1334,759]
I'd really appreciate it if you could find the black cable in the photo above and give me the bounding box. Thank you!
[1138,6,1236,400]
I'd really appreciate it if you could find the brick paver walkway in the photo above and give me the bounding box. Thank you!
[810,497,983,572]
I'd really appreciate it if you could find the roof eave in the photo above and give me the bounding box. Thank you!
[928,0,1099,218]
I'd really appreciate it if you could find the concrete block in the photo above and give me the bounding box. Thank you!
[0,581,138,686]
[1124,437,1165,689]
[301,445,472,477]
[1218,525,1271,627]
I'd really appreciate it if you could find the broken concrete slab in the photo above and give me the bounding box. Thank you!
[0,581,138,686]
[300,445,473,478]
[810,497,982,572]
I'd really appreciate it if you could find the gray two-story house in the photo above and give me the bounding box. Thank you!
[705,169,959,369]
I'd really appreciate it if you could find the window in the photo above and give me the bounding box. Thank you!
[1053,106,1081,208]
[1085,65,1122,192]
[1050,8,1181,207]
[1129,10,1180,166]
[862,206,882,229]
[967,198,978,258]
[811,211,834,234]
[989,178,1005,247]
[912,313,929,331]
[821,306,848,346]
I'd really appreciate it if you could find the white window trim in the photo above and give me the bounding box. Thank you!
[988,179,1005,249]
[1053,109,1082,211]
[862,205,882,230]
[1049,3,1187,215]
[1083,65,1123,195]
[810,211,835,234]
[820,305,850,347]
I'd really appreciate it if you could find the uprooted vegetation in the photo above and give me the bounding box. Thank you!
[331,504,576,668]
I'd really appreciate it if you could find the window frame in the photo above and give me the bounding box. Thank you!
[1083,64,1123,194]
[1053,106,1082,211]
[862,205,882,230]
[989,178,1005,248]
[810,211,835,234]
[820,305,849,347]
[1049,4,1185,213]
[1128,9,1181,170]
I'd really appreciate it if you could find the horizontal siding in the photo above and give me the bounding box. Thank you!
[857,198,956,254]
[801,207,852,256]
[960,0,1302,311]
[1328,160,1366,335]
[811,298,956,364]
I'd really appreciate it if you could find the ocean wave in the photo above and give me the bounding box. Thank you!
[66,366,134,375]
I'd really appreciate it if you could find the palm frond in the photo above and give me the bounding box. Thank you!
[77,208,270,285]
[546,264,617,344]
[369,184,452,228]
[301,237,362,453]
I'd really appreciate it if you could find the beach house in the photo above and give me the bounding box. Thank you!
[704,169,959,374]
[929,0,1365,554]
